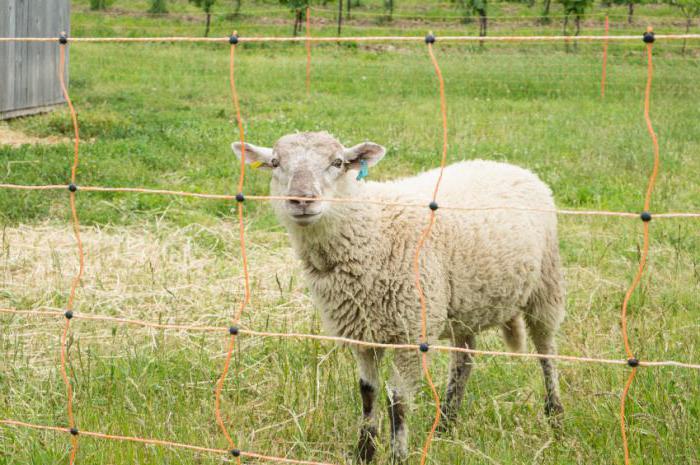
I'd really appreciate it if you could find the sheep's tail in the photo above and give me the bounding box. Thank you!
[501,314,526,353]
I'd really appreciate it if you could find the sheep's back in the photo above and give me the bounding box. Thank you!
[370,160,553,210]
[365,160,558,330]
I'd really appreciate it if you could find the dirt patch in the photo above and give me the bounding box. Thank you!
[0,124,70,148]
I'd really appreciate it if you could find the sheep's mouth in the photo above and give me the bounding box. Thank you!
[289,212,321,225]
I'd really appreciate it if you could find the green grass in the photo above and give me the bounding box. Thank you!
[1,2,699,464]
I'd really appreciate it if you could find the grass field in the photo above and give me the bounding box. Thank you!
[1,1,699,464]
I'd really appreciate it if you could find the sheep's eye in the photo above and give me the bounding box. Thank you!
[270,158,279,168]
[331,159,343,168]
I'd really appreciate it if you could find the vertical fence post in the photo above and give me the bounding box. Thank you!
[306,6,311,95]
[601,15,609,98]
[337,0,343,36]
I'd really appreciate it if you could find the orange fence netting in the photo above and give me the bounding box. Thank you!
[1,29,699,465]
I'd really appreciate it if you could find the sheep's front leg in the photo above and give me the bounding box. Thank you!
[387,349,421,464]
[354,348,384,463]
[439,334,476,430]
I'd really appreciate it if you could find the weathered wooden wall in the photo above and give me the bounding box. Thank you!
[0,0,71,120]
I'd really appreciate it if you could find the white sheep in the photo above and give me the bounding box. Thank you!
[232,132,565,463]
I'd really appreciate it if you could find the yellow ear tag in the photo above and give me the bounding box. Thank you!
[250,161,263,169]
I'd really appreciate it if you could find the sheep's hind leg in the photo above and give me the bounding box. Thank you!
[525,314,564,422]
[354,348,384,463]
[387,349,421,464]
[438,334,476,431]
[526,241,566,425]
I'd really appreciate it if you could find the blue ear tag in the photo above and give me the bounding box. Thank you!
[356,159,369,181]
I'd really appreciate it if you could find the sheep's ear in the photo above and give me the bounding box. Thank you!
[343,142,386,170]
[231,142,275,169]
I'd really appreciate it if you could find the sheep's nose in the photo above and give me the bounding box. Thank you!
[287,192,317,207]
[289,198,314,206]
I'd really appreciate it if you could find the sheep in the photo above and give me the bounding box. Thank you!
[232,131,566,463]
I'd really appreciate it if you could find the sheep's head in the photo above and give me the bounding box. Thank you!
[232,132,385,226]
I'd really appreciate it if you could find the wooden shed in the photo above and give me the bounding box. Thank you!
[0,0,71,120]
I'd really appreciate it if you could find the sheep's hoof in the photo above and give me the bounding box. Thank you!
[544,400,564,418]
[357,427,377,463]
[436,406,456,434]
[435,421,449,435]
[545,401,564,432]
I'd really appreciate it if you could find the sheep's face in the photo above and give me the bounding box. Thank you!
[232,132,385,226]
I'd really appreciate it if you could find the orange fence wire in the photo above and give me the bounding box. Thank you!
[210,32,248,461]
[618,30,659,465]
[0,419,335,465]
[1,307,699,370]
[2,34,700,43]
[57,35,83,465]
[411,34,446,465]
[1,183,699,218]
[1,29,698,465]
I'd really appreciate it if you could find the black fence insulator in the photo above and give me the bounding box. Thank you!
[69,427,79,436]
[68,184,77,192]
[230,449,241,457]
[64,310,73,320]
[425,34,436,44]
[419,343,429,353]
[58,33,68,44]
[643,31,655,44]
[229,35,239,45]
[429,201,438,211]
[235,193,245,202]
[229,326,239,335]
[640,211,652,222]
[627,358,640,368]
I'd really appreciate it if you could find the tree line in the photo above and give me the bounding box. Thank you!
[88,0,700,39]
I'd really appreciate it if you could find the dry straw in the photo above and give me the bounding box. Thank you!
[1,29,699,465]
